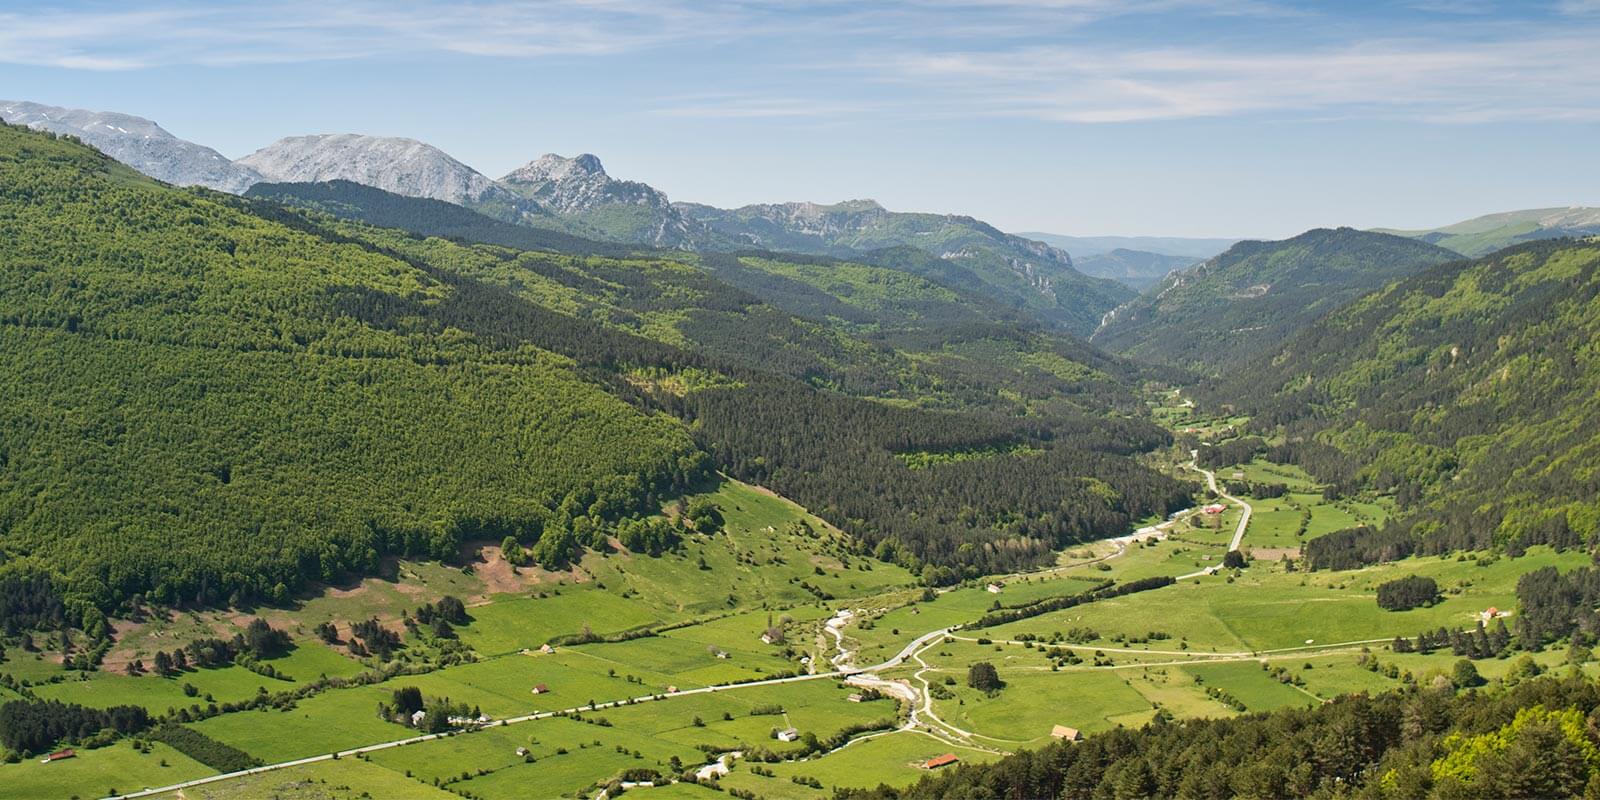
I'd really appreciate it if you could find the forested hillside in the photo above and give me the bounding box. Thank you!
[245,179,637,258]
[252,179,1158,419]
[1207,238,1600,563]
[0,122,1190,621]
[241,199,1191,580]
[1093,228,1458,371]
[0,122,708,613]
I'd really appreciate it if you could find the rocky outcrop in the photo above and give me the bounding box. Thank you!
[239,134,514,206]
[1,100,263,193]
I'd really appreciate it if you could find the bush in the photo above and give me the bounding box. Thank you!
[967,662,1003,692]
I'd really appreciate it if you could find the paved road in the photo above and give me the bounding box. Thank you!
[1187,452,1252,553]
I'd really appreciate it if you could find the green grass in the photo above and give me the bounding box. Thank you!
[189,686,412,763]
[985,546,1587,654]
[1183,661,1316,711]
[32,664,289,713]
[0,739,212,800]
[931,668,1153,746]
[152,757,455,800]
[719,730,1000,799]
[458,588,663,656]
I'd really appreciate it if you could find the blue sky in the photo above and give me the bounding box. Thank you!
[4,1,1600,237]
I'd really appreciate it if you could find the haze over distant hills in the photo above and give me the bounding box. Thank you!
[1374,207,1600,257]
[1017,232,1239,291]
[1019,233,1240,259]
[1071,249,1201,291]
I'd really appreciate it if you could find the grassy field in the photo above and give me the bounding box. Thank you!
[931,668,1155,746]
[3,740,212,800]
[983,546,1586,652]
[153,758,456,800]
[718,730,1000,799]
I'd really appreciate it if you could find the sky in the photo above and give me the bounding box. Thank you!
[4,0,1600,238]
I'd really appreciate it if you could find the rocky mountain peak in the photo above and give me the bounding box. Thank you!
[1,99,263,193]
[237,134,508,205]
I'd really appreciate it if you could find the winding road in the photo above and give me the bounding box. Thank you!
[1171,453,1253,580]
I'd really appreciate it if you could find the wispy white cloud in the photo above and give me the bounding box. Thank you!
[7,1,1599,127]
[646,93,869,120]
[0,1,743,70]
[862,33,1600,123]
[0,0,1294,70]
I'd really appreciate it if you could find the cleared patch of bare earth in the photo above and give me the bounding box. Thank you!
[466,542,591,602]
[1247,547,1302,562]
[102,615,240,672]
[98,542,607,673]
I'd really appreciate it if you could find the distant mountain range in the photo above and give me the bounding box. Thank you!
[1373,207,1600,257]
[17,98,1594,342]
[238,133,511,206]
[676,200,1132,332]
[3,99,1133,335]
[1092,228,1459,371]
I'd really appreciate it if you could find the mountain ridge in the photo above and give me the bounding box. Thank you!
[0,99,263,192]
[1092,227,1459,370]
[1373,206,1600,257]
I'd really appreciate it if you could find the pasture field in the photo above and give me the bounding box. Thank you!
[718,730,1000,799]
[32,663,291,713]
[982,546,1587,653]
[456,588,663,656]
[188,685,413,762]
[1182,661,1317,711]
[930,668,1156,745]
[152,757,456,800]
[4,740,211,800]
[1122,666,1239,718]
[2,647,67,682]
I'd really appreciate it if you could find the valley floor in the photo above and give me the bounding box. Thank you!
[6,396,1583,800]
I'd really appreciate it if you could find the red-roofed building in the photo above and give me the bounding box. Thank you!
[923,753,959,769]
[41,749,75,763]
